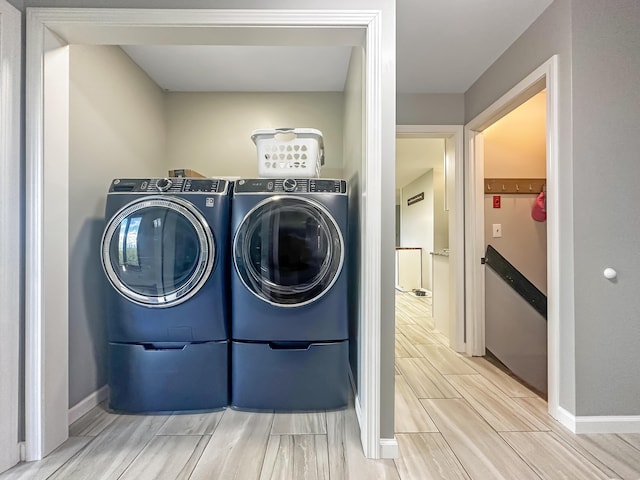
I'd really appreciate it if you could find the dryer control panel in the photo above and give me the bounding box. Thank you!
[235,178,346,194]
[109,178,228,194]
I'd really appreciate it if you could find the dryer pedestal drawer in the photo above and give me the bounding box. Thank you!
[109,341,228,412]
[231,340,349,411]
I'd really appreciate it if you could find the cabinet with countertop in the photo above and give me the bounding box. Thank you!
[430,249,450,340]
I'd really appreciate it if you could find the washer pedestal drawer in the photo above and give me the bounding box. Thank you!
[231,340,349,411]
[108,341,228,412]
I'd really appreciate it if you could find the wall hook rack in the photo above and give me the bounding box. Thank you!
[484,178,546,194]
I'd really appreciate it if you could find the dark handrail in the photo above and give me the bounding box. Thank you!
[484,245,547,319]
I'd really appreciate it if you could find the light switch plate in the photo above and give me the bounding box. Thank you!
[492,224,502,238]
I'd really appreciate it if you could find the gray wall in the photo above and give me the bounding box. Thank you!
[165,92,344,179]
[400,171,434,290]
[465,0,577,414]
[485,268,547,394]
[68,44,166,407]
[397,93,464,125]
[342,46,364,400]
[484,196,547,293]
[571,0,640,416]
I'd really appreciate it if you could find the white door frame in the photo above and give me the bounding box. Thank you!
[26,7,393,460]
[0,0,22,473]
[396,125,465,352]
[464,56,561,418]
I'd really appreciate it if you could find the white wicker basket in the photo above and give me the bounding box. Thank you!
[251,128,324,178]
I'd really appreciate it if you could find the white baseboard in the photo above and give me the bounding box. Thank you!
[552,405,640,434]
[68,385,109,426]
[379,437,399,459]
[575,415,640,434]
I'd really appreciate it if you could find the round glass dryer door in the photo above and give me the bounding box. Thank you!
[234,196,344,306]
[101,196,214,308]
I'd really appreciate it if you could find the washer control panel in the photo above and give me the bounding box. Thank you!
[109,178,228,194]
[235,178,346,194]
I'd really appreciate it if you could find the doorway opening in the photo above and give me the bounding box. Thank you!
[465,56,561,421]
[482,90,548,397]
[25,8,392,461]
[393,125,465,436]
[395,126,464,353]
[395,136,449,338]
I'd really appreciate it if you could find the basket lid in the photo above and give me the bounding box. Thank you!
[251,128,323,143]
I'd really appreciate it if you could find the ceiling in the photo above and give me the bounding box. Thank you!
[396,0,554,93]
[122,0,553,94]
[122,45,354,93]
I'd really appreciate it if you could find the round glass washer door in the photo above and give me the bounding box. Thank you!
[101,196,214,308]
[233,196,344,306]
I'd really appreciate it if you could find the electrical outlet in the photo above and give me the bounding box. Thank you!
[492,224,502,238]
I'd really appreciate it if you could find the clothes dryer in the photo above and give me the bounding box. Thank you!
[101,177,231,412]
[230,178,349,410]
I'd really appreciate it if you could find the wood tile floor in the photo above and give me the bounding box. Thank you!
[393,291,640,480]
[3,291,639,479]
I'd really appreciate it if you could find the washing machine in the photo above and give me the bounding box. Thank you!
[101,177,231,412]
[230,178,349,411]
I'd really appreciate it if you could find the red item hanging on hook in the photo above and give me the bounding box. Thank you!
[531,191,546,222]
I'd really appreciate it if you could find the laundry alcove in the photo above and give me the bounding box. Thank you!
[25,5,396,461]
